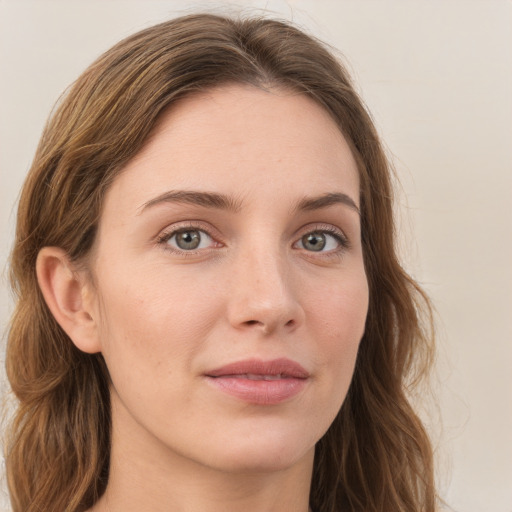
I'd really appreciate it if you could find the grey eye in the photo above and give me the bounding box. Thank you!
[301,232,327,252]
[161,227,216,253]
[173,230,202,250]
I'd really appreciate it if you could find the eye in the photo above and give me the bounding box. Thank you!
[296,230,346,252]
[161,228,215,252]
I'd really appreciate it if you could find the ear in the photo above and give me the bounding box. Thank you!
[36,246,102,354]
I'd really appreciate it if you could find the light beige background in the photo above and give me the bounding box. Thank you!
[1,1,511,511]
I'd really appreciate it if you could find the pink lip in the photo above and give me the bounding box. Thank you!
[204,358,309,405]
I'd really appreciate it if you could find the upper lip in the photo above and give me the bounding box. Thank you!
[205,358,310,379]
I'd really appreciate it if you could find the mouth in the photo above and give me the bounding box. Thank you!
[204,358,309,405]
[225,373,291,380]
[205,358,309,379]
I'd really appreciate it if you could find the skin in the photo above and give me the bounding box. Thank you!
[38,84,369,512]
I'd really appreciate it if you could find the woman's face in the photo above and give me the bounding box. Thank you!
[88,84,368,474]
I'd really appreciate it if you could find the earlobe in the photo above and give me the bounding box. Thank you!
[36,247,102,354]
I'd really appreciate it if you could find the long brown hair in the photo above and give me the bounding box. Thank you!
[5,13,436,512]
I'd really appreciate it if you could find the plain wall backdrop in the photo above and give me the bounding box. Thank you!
[1,1,511,511]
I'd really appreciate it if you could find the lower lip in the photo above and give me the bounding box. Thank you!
[205,376,307,405]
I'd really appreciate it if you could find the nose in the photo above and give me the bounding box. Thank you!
[226,245,305,335]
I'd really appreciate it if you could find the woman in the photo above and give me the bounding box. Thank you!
[5,13,436,512]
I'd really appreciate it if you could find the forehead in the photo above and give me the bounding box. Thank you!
[108,84,360,213]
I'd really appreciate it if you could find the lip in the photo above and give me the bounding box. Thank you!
[204,358,309,405]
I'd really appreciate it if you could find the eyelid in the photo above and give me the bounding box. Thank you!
[155,221,223,254]
[293,223,350,252]
[154,220,350,257]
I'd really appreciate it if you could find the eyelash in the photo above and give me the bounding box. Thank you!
[156,222,221,256]
[297,226,350,252]
[156,223,350,257]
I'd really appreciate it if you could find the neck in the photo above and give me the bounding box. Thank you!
[100,463,313,512]
[95,450,314,512]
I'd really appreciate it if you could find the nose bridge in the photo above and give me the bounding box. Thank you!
[227,232,302,333]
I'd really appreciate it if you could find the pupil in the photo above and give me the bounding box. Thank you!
[176,230,200,250]
[303,232,326,251]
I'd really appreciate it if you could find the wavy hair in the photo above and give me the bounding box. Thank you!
[5,13,436,512]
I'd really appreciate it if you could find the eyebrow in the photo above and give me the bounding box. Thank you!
[139,190,243,214]
[294,192,360,215]
[139,190,359,215]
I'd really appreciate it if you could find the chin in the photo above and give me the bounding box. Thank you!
[195,428,317,474]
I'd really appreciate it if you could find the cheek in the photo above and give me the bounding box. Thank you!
[307,270,368,380]
[93,265,224,376]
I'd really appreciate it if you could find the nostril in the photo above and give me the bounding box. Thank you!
[243,319,295,329]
